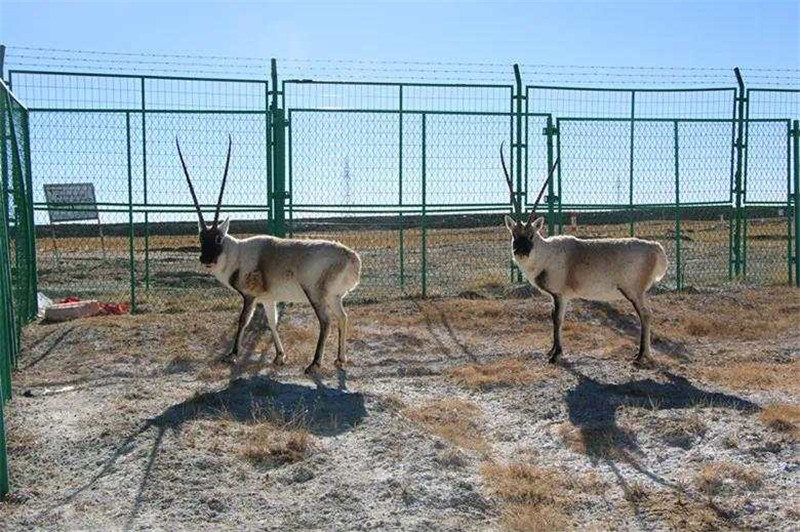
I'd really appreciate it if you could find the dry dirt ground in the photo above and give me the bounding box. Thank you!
[1,286,799,530]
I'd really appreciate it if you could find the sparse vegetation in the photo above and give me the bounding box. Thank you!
[694,462,764,497]
[240,425,312,466]
[404,398,486,451]
[448,357,559,391]
[558,422,636,460]
[699,361,800,393]
[759,403,800,437]
[482,462,603,531]
[658,412,707,448]
[6,287,799,530]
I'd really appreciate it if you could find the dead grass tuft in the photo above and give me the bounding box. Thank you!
[448,357,559,391]
[558,422,636,460]
[699,361,800,393]
[404,398,486,451]
[694,462,763,497]
[641,488,727,530]
[759,404,800,438]
[658,413,707,448]
[482,462,603,531]
[240,425,312,466]
[500,503,570,532]
[623,481,649,504]
[685,316,714,336]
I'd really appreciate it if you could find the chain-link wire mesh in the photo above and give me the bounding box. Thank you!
[3,66,799,317]
[9,71,270,312]
[284,81,516,298]
[1,78,38,496]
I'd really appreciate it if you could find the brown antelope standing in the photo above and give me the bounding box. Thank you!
[177,136,361,374]
[500,145,668,364]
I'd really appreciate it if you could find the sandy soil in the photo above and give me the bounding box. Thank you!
[1,286,798,530]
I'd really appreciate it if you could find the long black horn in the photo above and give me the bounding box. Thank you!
[527,156,560,225]
[213,134,232,227]
[500,141,514,210]
[176,137,206,227]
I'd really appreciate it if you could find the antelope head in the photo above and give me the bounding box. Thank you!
[500,142,558,260]
[177,135,233,268]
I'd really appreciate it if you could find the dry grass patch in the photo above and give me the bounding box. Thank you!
[240,425,312,466]
[684,316,715,336]
[448,357,559,391]
[699,361,800,393]
[694,462,763,498]
[558,422,636,460]
[637,487,728,530]
[404,398,486,451]
[658,413,707,449]
[482,462,604,531]
[759,404,800,438]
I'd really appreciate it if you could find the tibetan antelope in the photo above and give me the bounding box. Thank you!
[500,144,668,365]
[177,136,361,374]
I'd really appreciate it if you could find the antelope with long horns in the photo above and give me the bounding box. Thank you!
[177,136,361,374]
[500,144,668,365]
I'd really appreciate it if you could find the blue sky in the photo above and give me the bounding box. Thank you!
[2,1,798,226]
[2,1,798,69]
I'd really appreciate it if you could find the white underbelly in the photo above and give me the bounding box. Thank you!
[568,283,625,302]
[263,282,308,304]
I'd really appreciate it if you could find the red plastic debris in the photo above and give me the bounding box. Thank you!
[60,297,129,315]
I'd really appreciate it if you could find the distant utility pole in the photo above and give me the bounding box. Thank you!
[343,156,352,203]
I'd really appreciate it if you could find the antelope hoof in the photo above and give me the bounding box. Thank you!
[334,357,347,369]
[304,363,321,375]
[546,347,562,364]
[273,353,287,366]
[220,350,237,365]
[632,354,651,368]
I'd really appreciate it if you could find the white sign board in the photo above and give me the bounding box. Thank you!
[43,183,100,223]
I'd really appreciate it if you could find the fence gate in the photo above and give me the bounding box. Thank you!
[283,80,517,299]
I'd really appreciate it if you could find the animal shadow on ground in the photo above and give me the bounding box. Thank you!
[47,375,365,529]
[562,364,758,524]
[583,301,689,360]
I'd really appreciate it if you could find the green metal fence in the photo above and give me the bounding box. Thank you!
[1,78,38,498]
[3,62,799,319]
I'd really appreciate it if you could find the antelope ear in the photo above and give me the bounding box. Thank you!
[504,215,517,232]
[531,217,545,234]
[218,217,230,235]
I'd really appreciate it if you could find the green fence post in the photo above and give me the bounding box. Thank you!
[0,381,8,497]
[5,91,32,346]
[20,110,37,321]
[556,120,563,234]
[629,91,636,236]
[793,120,800,287]
[513,65,523,218]
[421,113,427,298]
[786,121,793,286]
[513,65,524,283]
[265,83,273,235]
[733,68,746,278]
[125,112,136,313]
[545,115,555,234]
[270,59,286,238]
[140,77,150,291]
[398,85,405,290]
[674,121,683,291]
